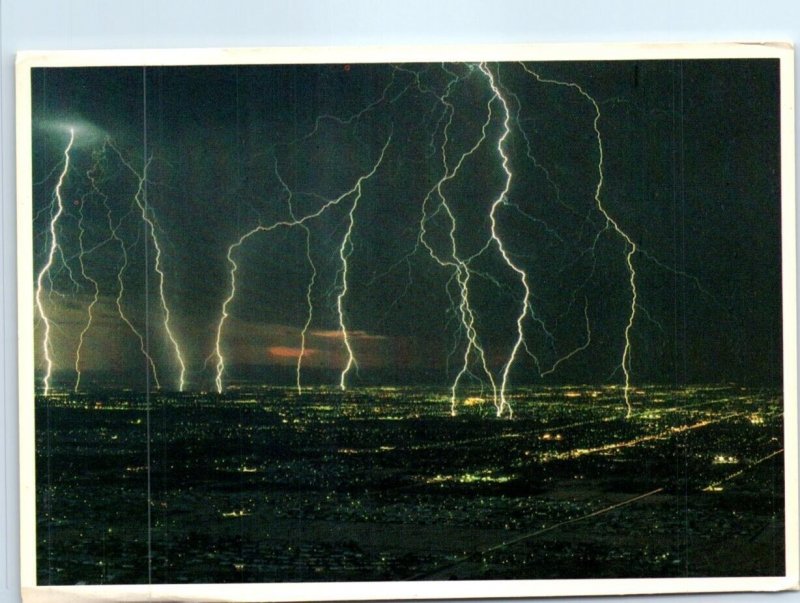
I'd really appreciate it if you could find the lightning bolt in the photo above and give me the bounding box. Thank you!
[35,128,74,396]
[73,189,100,392]
[519,63,639,417]
[108,141,187,391]
[94,147,162,389]
[298,226,317,393]
[479,62,531,419]
[413,65,499,416]
[213,135,392,394]
[73,144,164,390]
[274,159,317,394]
[539,297,592,377]
[33,63,710,421]
[336,186,361,390]
[113,225,161,390]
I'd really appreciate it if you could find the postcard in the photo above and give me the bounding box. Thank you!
[16,43,798,601]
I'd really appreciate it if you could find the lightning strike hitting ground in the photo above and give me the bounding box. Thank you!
[305,62,645,417]
[35,128,74,396]
[413,67,499,416]
[32,63,729,419]
[336,185,363,390]
[67,138,191,392]
[520,63,639,417]
[274,159,317,394]
[34,64,638,414]
[108,142,187,391]
[213,136,392,394]
[95,143,170,389]
[298,227,317,393]
[480,62,532,419]
[73,149,138,391]
[73,190,101,392]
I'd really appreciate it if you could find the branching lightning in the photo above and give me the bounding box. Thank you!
[274,160,318,394]
[213,136,392,394]
[35,128,74,396]
[73,189,100,392]
[519,64,639,417]
[336,184,363,390]
[539,298,592,377]
[108,142,187,391]
[35,132,191,393]
[413,66,498,416]
[479,62,532,419]
[32,62,724,420]
[90,144,163,389]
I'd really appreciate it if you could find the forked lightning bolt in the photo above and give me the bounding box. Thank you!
[35,128,74,396]
[93,145,162,388]
[73,190,100,392]
[74,144,165,390]
[414,66,499,415]
[480,62,532,419]
[213,136,392,394]
[298,226,317,393]
[274,159,317,394]
[336,185,362,390]
[108,142,187,391]
[520,64,639,417]
[33,63,695,421]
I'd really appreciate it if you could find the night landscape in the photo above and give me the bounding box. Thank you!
[28,56,786,584]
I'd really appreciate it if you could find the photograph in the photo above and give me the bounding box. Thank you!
[16,44,797,600]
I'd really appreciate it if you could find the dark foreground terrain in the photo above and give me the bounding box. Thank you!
[35,384,785,584]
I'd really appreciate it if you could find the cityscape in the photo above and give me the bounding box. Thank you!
[36,384,784,583]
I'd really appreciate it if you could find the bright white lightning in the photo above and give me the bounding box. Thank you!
[213,136,392,394]
[115,234,161,389]
[35,128,74,396]
[98,152,162,389]
[74,146,163,390]
[415,67,499,416]
[48,65,644,413]
[449,258,498,415]
[109,142,187,391]
[520,64,639,417]
[479,63,531,419]
[336,186,364,390]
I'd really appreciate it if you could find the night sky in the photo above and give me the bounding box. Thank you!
[30,59,783,392]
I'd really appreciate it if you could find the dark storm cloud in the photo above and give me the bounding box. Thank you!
[31,59,783,390]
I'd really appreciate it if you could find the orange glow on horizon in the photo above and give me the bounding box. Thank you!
[268,346,317,359]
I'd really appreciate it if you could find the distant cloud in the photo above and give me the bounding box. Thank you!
[267,346,318,359]
[310,329,388,341]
